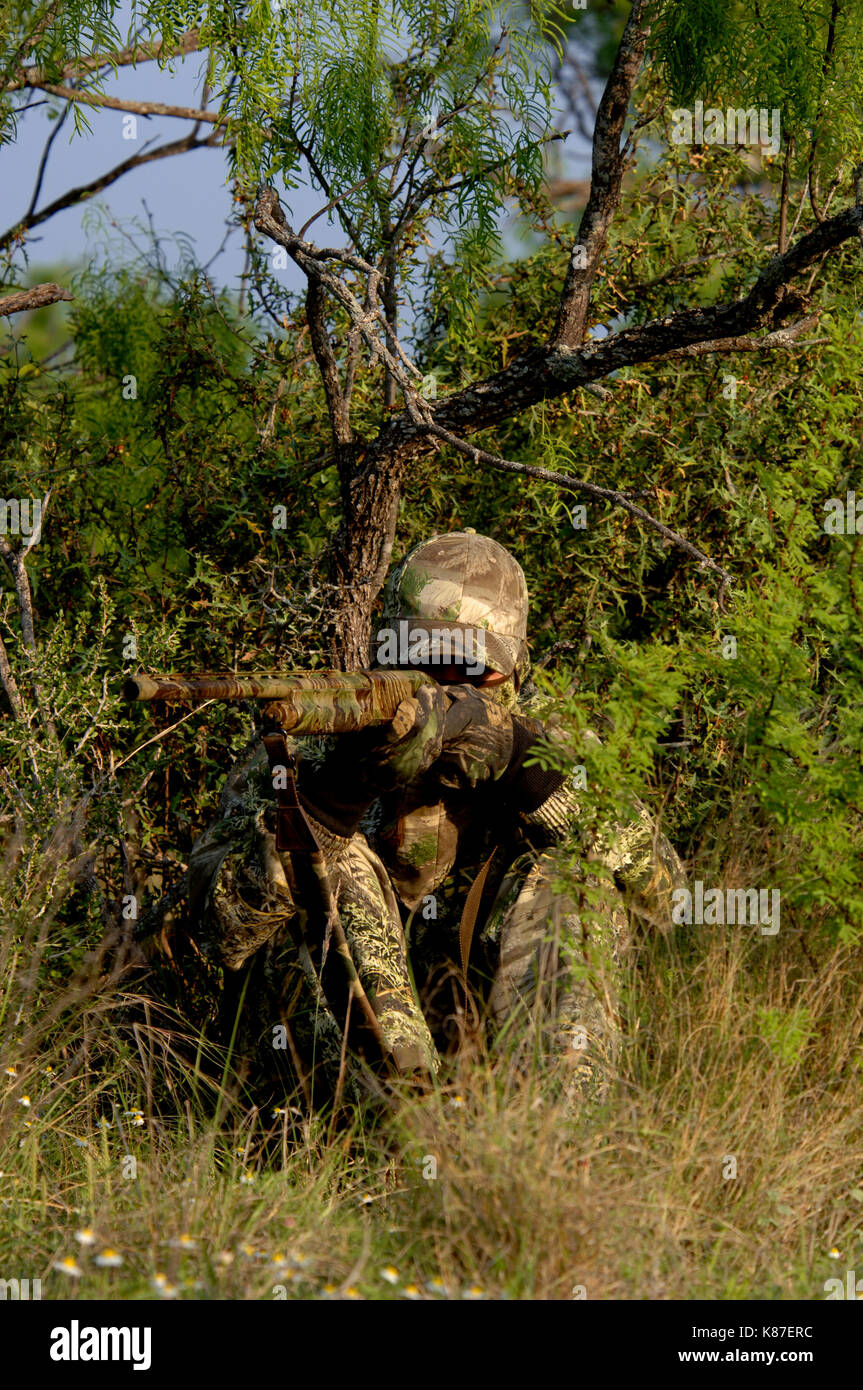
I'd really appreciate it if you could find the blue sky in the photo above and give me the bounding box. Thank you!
[4,21,592,300]
[6,43,314,293]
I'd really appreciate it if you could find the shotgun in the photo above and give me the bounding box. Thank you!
[122,668,433,735]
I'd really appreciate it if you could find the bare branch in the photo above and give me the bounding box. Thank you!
[19,80,222,124]
[0,282,72,316]
[0,495,59,744]
[21,488,50,560]
[661,316,825,358]
[254,189,428,425]
[0,519,43,649]
[0,130,224,253]
[23,98,71,223]
[0,629,25,719]
[420,421,732,589]
[552,0,651,347]
[306,278,352,446]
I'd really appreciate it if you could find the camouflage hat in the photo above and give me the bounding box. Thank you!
[378,530,530,682]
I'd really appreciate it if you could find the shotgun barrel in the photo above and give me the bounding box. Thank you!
[122,669,433,736]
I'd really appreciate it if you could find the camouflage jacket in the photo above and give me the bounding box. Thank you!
[294,681,682,924]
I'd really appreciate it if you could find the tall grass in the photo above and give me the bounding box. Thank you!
[1,899,860,1301]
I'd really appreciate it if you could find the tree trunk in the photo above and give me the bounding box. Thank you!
[328,446,401,669]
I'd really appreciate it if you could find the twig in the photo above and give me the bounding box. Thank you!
[422,420,733,588]
[113,701,218,774]
[17,80,223,124]
[23,99,71,223]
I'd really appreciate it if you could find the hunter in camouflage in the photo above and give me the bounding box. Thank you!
[175,531,684,1103]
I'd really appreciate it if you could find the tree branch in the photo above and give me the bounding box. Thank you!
[0,131,224,253]
[254,189,427,426]
[5,28,201,93]
[0,282,72,316]
[255,191,860,622]
[18,80,222,124]
[0,0,63,93]
[0,493,59,744]
[23,98,71,224]
[358,201,863,475]
[306,278,352,446]
[778,135,793,254]
[0,502,47,648]
[0,628,25,719]
[808,0,841,223]
[256,146,861,651]
[661,316,824,358]
[421,422,732,590]
[552,0,651,347]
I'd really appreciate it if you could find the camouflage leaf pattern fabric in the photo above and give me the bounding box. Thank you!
[483,851,627,1104]
[380,531,531,683]
[175,686,684,1103]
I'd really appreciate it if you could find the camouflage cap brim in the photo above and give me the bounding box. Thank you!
[373,617,525,677]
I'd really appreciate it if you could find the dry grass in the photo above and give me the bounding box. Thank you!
[1,916,861,1301]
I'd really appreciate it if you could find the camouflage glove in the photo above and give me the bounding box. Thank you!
[298,681,450,837]
[434,686,568,812]
[299,683,568,835]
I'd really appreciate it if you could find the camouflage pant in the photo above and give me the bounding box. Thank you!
[481,851,626,1099]
[183,797,626,1102]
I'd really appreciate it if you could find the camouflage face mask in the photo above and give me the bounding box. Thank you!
[485,675,520,711]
